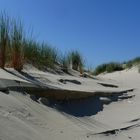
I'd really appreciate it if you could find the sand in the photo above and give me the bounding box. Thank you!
[0,65,140,140]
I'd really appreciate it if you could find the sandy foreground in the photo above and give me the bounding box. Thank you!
[0,65,139,140]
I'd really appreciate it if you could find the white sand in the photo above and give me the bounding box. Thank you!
[0,66,140,140]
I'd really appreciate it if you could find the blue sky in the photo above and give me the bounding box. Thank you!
[0,0,140,67]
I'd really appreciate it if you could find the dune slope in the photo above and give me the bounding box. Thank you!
[0,66,139,140]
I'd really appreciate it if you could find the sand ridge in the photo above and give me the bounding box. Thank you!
[0,66,139,140]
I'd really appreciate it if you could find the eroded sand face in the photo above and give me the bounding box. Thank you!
[0,66,139,140]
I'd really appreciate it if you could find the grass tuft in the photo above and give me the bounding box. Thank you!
[68,50,84,73]
[0,12,10,68]
[11,20,24,72]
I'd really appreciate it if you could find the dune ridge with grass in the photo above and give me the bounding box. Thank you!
[0,63,140,140]
[0,12,85,74]
[0,12,140,140]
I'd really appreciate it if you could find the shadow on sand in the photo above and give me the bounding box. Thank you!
[3,69,134,117]
[39,92,134,117]
[4,69,46,87]
[41,96,103,117]
[39,96,108,117]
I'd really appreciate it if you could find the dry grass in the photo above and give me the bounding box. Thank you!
[11,20,24,71]
[0,12,10,68]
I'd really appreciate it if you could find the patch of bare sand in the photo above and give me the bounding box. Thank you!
[0,66,139,140]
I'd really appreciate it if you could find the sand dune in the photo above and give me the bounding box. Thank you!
[0,66,140,140]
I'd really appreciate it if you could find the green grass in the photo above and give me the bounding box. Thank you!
[94,57,140,75]
[0,12,25,71]
[60,54,69,73]
[0,12,86,72]
[0,12,10,68]
[24,40,60,69]
[67,50,84,73]
[94,62,124,75]
[125,57,140,69]
[11,20,25,71]
[2,11,140,74]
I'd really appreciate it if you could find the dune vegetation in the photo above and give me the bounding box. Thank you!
[68,51,84,73]
[94,62,124,75]
[0,12,140,75]
[0,12,9,68]
[0,12,85,73]
[94,57,140,75]
[124,57,140,69]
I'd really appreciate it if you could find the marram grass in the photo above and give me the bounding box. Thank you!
[0,11,85,72]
